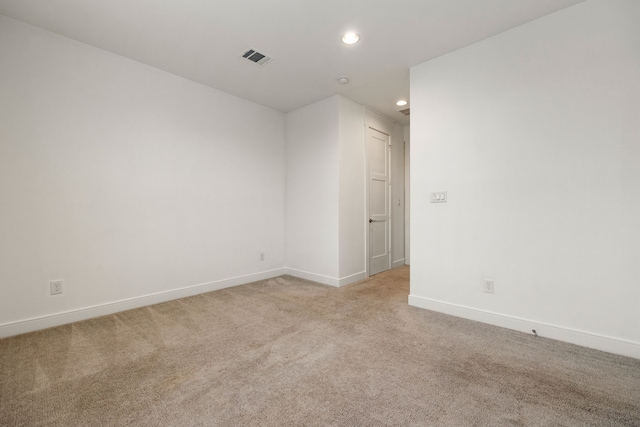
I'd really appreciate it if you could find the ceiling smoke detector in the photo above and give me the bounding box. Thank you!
[337,76,350,85]
[241,49,273,66]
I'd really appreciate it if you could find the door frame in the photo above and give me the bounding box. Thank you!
[365,125,391,277]
[364,109,395,278]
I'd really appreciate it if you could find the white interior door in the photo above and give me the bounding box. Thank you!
[368,127,390,276]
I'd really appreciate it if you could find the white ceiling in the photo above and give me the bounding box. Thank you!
[0,0,585,126]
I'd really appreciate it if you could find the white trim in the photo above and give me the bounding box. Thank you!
[338,271,366,287]
[365,125,392,277]
[284,268,366,288]
[285,268,339,287]
[408,295,640,360]
[0,268,286,339]
[392,259,406,269]
[364,123,370,279]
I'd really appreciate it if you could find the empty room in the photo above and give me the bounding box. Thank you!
[1,0,638,425]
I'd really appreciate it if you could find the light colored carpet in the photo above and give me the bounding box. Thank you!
[1,266,639,426]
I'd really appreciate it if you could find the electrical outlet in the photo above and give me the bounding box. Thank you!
[50,280,63,295]
[483,279,494,293]
[260,252,265,261]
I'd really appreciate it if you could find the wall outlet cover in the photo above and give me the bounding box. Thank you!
[50,280,63,295]
[483,279,494,293]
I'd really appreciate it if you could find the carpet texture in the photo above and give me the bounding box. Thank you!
[1,266,639,426]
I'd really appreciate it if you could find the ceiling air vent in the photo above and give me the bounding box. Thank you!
[241,49,273,66]
[398,108,410,116]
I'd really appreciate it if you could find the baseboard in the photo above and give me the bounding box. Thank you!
[338,271,366,287]
[392,259,406,269]
[0,268,286,339]
[285,268,340,287]
[284,268,366,288]
[408,295,640,360]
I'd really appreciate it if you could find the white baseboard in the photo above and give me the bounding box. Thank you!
[0,268,286,339]
[408,295,640,360]
[338,271,366,287]
[284,268,366,288]
[285,268,340,287]
[392,259,406,269]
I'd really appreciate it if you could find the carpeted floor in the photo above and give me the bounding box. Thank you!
[1,266,639,426]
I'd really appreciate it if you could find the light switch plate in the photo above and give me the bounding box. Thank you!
[430,191,447,203]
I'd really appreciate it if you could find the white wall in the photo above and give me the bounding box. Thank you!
[0,16,286,336]
[285,97,340,283]
[409,0,640,359]
[391,123,406,268]
[404,126,410,265]
[338,97,366,282]
[286,95,368,287]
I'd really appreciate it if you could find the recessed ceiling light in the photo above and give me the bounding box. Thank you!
[337,76,350,85]
[341,32,360,45]
[396,100,408,106]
